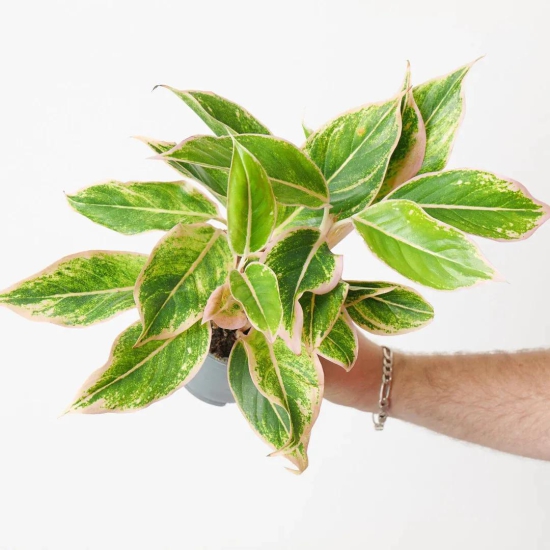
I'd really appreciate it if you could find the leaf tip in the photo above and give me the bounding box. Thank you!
[152,83,169,93]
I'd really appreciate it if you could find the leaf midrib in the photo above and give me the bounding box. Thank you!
[140,230,221,337]
[353,216,487,274]
[69,200,216,217]
[325,103,397,185]
[75,333,177,408]
[1,286,135,301]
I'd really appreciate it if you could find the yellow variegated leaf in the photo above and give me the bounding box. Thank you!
[0,251,146,326]
[67,180,221,234]
[264,225,343,353]
[345,281,434,334]
[70,320,210,413]
[135,223,234,345]
[413,60,477,174]
[316,311,358,371]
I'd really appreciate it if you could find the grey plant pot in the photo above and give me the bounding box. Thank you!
[184,353,235,407]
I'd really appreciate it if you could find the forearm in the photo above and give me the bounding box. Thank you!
[321,335,550,460]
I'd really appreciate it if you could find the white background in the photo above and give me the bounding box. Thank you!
[0,0,549,548]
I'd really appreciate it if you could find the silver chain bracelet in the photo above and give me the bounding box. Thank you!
[372,346,393,431]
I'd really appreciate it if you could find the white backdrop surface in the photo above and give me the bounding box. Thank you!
[0,1,549,548]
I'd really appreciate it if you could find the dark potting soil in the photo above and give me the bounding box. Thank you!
[209,323,238,360]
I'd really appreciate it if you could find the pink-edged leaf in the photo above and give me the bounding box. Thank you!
[376,62,426,201]
[203,283,247,330]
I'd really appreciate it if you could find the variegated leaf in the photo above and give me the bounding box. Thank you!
[353,200,495,290]
[228,340,309,473]
[264,227,343,353]
[157,87,270,136]
[386,169,550,241]
[316,311,358,371]
[229,263,282,341]
[413,60,476,174]
[300,281,349,350]
[135,136,229,203]
[135,223,234,345]
[203,283,247,330]
[305,96,402,218]
[302,121,313,139]
[0,251,146,326]
[376,62,426,200]
[227,141,276,255]
[162,134,329,208]
[345,281,434,334]
[274,206,324,236]
[67,180,220,235]
[70,320,210,413]
[242,330,323,455]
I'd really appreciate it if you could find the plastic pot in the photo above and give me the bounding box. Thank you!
[184,353,235,407]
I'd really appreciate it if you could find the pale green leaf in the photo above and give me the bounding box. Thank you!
[70,320,210,413]
[353,200,495,290]
[305,96,402,218]
[413,60,476,174]
[228,340,309,472]
[67,180,220,235]
[317,311,358,371]
[386,169,550,241]
[0,251,146,326]
[162,134,329,208]
[203,283,247,330]
[264,227,343,352]
[300,281,349,350]
[274,206,324,236]
[376,62,426,201]
[135,223,234,345]
[345,281,434,334]
[135,136,229,203]
[227,141,276,255]
[229,263,282,341]
[242,330,323,455]
[302,121,313,139]
[157,87,271,136]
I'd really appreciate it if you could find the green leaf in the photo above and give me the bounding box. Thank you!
[0,251,146,326]
[67,180,220,235]
[274,206,324,236]
[203,283,247,330]
[305,96,402,218]
[353,200,496,290]
[345,281,434,334]
[302,121,313,139]
[162,134,329,208]
[135,223,234,345]
[157,87,271,136]
[227,141,276,255]
[135,136,229,203]
[70,320,210,413]
[300,281,349,350]
[386,169,550,241]
[376,62,426,201]
[229,263,282,341]
[242,330,323,455]
[264,226,343,352]
[228,340,310,473]
[413,60,477,174]
[317,311,358,371]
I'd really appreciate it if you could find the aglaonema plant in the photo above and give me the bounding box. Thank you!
[1,60,548,473]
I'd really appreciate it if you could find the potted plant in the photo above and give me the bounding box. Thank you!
[1,60,547,473]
